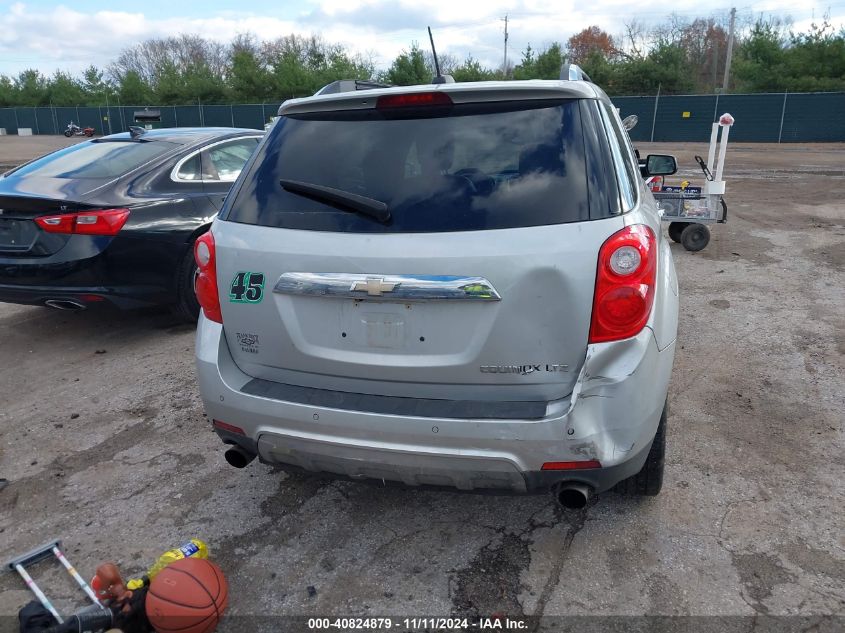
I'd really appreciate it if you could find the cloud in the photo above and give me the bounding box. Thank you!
[0,4,299,74]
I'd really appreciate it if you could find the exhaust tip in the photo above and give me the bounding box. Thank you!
[45,299,86,311]
[554,483,591,510]
[224,446,256,469]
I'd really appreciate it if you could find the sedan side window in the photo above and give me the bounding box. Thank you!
[203,138,260,182]
[173,137,260,183]
[176,154,202,181]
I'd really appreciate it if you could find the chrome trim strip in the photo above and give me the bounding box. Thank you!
[274,273,501,302]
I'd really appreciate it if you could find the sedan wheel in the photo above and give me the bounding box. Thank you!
[172,245,201,322]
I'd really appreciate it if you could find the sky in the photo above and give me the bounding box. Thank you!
[1,0,844,77]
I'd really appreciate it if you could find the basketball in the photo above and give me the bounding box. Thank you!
[145,558,228,633]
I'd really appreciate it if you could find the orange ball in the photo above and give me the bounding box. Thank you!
[145,558,228,633]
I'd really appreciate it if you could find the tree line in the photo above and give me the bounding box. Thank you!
[1,14,843,108]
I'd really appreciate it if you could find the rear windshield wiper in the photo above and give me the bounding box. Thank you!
[280,179,390,223]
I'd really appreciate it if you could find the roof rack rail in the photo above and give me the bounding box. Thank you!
[559,63,592,82]
[314,80,393,96]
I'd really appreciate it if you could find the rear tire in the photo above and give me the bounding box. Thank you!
[681,223,710,251]
[172,244,200,323]
[614,400,666,496]
[668,222,685,243]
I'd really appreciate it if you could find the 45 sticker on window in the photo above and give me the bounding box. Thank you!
[229,272,265,303]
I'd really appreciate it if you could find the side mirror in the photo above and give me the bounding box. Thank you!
[622,115,638,131]
[644,154,677,176]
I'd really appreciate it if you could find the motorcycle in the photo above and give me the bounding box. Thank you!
[64,122,95,138]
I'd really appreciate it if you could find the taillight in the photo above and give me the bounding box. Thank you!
[35,209,130,236]
[589,225,657,344]
[647,176,664,192]
[376,92,453,108]
[194,231,222,323]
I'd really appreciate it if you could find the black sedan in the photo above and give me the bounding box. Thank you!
[0,127,262,320]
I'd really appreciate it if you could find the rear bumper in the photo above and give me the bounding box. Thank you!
[0,235,179,309]
[196,317,675,494]
[0,282,166,309]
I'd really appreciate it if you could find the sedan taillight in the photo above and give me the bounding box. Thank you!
[35,209,130,236]
[589,225,657,344]
[194,231,222,323]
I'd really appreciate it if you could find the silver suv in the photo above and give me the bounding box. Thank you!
[194,73,679,508]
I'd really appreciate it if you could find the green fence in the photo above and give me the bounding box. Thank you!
[1,92,844,142]
[615,91,845,143]
[0,103,282,136]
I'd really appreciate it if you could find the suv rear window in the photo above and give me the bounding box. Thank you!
[11,140,176,179]
[226,99,606,233]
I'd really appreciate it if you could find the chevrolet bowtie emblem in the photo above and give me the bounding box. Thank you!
[351,277,398,296]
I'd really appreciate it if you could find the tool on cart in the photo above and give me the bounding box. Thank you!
[653,112,735,252]
[694,155,714,181]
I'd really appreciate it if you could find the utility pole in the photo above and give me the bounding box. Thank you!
[722,7,736,93]
[105,90,112,135]
[712,38,719,91]
[502,14,509,76]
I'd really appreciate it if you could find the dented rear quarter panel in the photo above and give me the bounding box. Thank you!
[557,184,678,464]
[565,329,674,465]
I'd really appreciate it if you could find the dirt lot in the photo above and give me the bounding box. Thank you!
[0,137,843,631]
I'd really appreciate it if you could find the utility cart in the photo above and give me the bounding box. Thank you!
[652,113,734,252]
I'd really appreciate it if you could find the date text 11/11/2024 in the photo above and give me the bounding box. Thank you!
[306,616,529,630]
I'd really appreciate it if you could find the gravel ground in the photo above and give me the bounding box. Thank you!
[0,138,843,632]
[0,135,84,170]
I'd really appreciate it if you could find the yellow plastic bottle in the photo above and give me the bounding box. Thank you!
[126,538,208,590]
